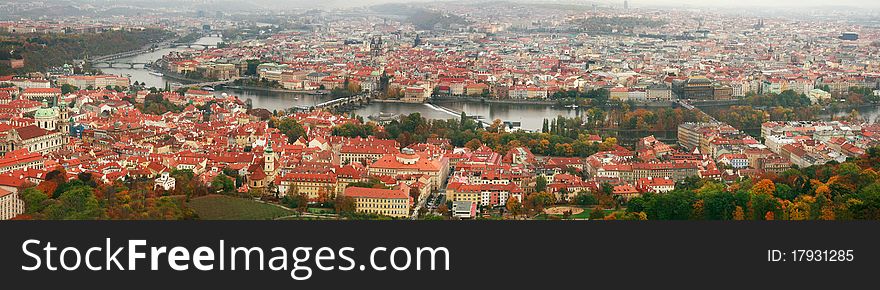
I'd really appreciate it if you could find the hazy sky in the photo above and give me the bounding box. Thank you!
[26,0,880,10]
[630,0,880,8]
[244,0,880,9]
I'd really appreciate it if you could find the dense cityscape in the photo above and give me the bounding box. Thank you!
[1,0,880,220]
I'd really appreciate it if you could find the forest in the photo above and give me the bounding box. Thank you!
[624,151,880,220]
[0,29,173,74]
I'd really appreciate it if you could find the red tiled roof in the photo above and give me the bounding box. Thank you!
[15,125,52,140]
[22,88,61,94]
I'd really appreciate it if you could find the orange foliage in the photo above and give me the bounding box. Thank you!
[36,181,58,197]
[752,179,776,196]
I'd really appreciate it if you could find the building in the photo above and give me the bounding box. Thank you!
[247,140,279,193]
[275,173,339,200]
[21,88,62,106]
[368,148,449,190]
[154,172,176,191]
[0,125,66,156]
[678,76,714,99]
[446,182,523,207]
[636,177,674,193]
[839,32,859,41]
[0,148,43,173]
[343,185,411,218]
[0,188,24,220]
[713,84,733,100]
[56,75,130,89]
[646,84,673,101]
[339,136,399,165]
[402,86,430,103]
[452,200,477,219]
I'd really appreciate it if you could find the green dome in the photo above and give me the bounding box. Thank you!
[34,107,55,119]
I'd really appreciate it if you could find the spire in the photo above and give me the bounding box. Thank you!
[264,138,273,153]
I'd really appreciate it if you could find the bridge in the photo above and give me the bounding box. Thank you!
[90,61,152,69]
[169,43,218,49]
[86,47,161,63]
[83,36,218,66]
[173,79,237,90]
[676,99,718,123]
[310,94,372,111]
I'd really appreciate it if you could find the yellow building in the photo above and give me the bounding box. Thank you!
[343,185,412,218]
[275,173,339,201]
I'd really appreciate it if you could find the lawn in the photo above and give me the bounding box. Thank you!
[188,195,294,220]
[536,207,623,220]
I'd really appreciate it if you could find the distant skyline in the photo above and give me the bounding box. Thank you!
[9,0,880,11]
[243,0,880,9]
[626,0,880,8]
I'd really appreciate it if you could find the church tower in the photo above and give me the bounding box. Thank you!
[58,100,70,135]
[264,138,276,175]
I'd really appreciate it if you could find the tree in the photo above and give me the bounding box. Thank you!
[589,207,605,220]
[575,192,597,206]
[506,196,522,219]
[437,203,449,216]
[211,174,236,195]
[820,203,836,220]
[333,195,356,217]
[751,179,776,196]
[535,175,548,193]
[598,137,618,151]
[276,118,307,143]
[53,186,101,220]
[525,191,555,213]
[60,84,78,94]
[465,139,482,150]
[21,187,49,215]
[733,206,745,220]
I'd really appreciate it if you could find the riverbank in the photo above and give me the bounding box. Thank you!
[223,85,327,95]
[432,96,558,105]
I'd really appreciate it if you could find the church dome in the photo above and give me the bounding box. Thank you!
[34,107,56,119]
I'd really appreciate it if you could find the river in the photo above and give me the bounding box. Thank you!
[99,36,585,131]
[819,106,880,123]
[100,36,224,89]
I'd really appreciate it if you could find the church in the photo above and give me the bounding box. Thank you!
[0,102,69,156]
[246,138,278,194]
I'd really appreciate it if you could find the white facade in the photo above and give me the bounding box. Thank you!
[154,172,176,191]
[0,190,24,220]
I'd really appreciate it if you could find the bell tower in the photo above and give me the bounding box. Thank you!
[264,138,276,174]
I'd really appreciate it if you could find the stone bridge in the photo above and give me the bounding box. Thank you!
[90,61,152,69]
[311,94,372,111]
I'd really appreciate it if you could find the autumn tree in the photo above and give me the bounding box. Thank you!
[733,206,745,220]
[598,137,618,151]
[506,196,522,219]
[437,203,449,216]
[751,179,776,196]
[464,139,482,150]
[333,195,356,217]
